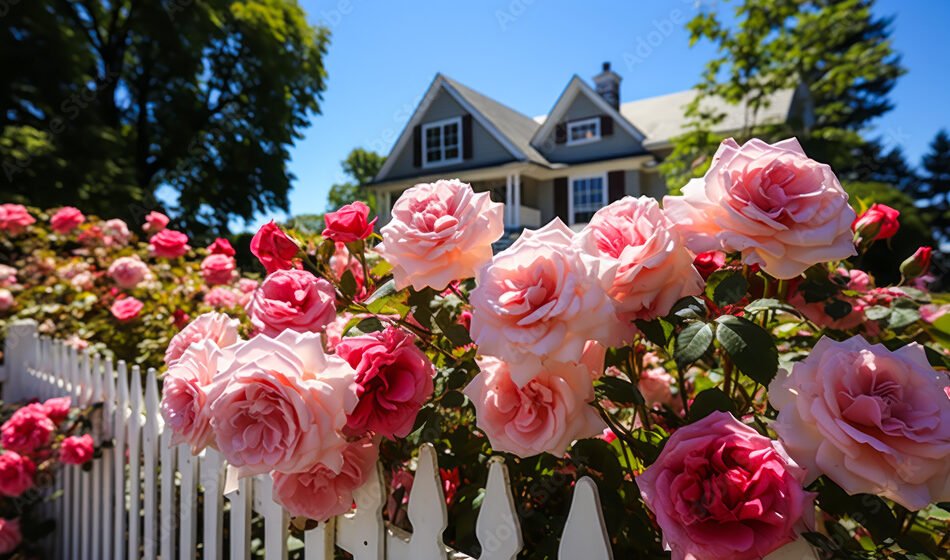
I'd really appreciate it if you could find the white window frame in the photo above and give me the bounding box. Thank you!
[568,173,608,226]
[422,116,463,168]
[566,117,601,146]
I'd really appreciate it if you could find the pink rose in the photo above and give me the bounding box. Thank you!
[164,311,240,366]
[108,255,150,289]
[0,518,21,555]
[42,396,71,424]
[200,253,236,286]
[636,412,813,560]
[207,237,236,256]
[323,312,357,349]
[102,218,131,246]
[0,290,13,313]
[770,336,950,510]
[50,206,85,234]
[60,434,94,465]
[323,201,377,242]
[149,229,190,258]
[470,220,620,386]
[852,203,900,241]
[0,204,35,235]
[575,196,704,329]
[250,220,299,274]
[0,452,36,497]
[376,179,504,291]
[161,341,222,453]
[920,303,950,324]
[142,211,169,233]
[206,330,357,476]
[336,327,435,439]
[693,251,726,280]
[639,357,681,414]
[463,347,606,457]
[1,404,55,454]
[110,297,144,321]
[203,287,240,308]
[664,138,856,279]
[0,264,16,287]
[272,436,378,521]
[246,269,336,337]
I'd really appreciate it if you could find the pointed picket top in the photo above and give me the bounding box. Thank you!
[91,353,103,401]
[144,368,161,430]
[337,462,385,560]
[78,349,92,406]
[558,477,612,560]
[407,443,449,560]
[103,358,116,438]
[115,361,130,424]
[130,365,144,419]
[476,457,523,560]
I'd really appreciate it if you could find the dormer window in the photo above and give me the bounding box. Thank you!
[422,117,463,167]
[566,117,601,146]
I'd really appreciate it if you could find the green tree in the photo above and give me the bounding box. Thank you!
[1,0,328,235]
[916,130,950,248]
[660,0,905,190]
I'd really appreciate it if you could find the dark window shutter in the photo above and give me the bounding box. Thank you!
[601,115,614,136]
[608,171,625,202]
[412,125,422,167]
[462,114,473,159]
[555,123,567,144]
[554,177,569,223]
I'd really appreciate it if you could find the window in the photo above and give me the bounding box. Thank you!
[570,175,606,224]
[422,117,462,167]
[567,117,601,146]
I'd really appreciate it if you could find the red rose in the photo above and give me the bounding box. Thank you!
[322,202,377,243]
[110,297,144,321]
[852,203,900,241]
[250,221,299,273]
[692,250,726,280]
[0,204,35,235]
[900,246,933,280]
[206,237,236,256]
[149,229,190,258]
[41,397,71,424]
[60,434,94,465]
[50,207,85,234]
[0,452,36,497]
[0,518,21,555]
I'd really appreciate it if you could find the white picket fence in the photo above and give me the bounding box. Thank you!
[0,319,619,560]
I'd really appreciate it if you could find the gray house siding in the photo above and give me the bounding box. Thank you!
[537,94,645,164]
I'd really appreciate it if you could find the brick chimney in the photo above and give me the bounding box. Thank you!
[592,62,621,110]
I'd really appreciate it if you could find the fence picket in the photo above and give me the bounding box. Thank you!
[89,353,104,560]
[257,475,289,560]
[201,448,225,560]
[128,365,144,560]
[114,361,130,560]
[226,475,252,560]
[178,444,199,557]
[143,368,161,560]
[69,347,82,559]
[337,463,386,560]
[558,477,612,560]
[476,458,522,560]
[304,519,335,559]
[159,428,177,560]
[101,357,116,560]
[407,444,449,560]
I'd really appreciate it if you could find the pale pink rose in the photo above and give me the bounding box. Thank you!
[0,290,13,312]
[636,412,813,560]
[246,269,336,337]
[920,303,950,324]
[70,271,95,290]
[108,255,150,289]
[575,196,704,331]
[0,265,17,287]
[664,138,856,279]
[203,286,240,308]
[0,518,21,554]
[0,452,36,497]
[769,336,950,510]
[50,206,85,233]
[236,278,259,294]
[64,335,89,351]
[142,211,169,233]
[160,341,222,453]
[376,179,504,291]
[463,352,606,458]
[164,311,240,366]
[110,297,143,321]
[200,253,236,286]
[102,218,131,246]
[470,220,621,386]
[272,436,378,521]
[206,330,357,476]
[639,358,681,414]
[0,204,35,235]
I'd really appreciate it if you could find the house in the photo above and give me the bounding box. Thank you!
[368,62,806,231]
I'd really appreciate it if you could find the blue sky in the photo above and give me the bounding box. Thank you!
[263,0,950,228]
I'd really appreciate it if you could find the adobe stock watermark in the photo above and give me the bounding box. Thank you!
[495,0,540,32]
[622,9,688,70]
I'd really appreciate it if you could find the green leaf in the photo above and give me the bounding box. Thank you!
[743,298,796,314]
[674,321,714,366]
[669,296,707,322]
[887,307,920,329]
[596,377,645,406]
[634,318,674,348]
[365,279,397,304]
[339,270,358,299]
[715,315,778,385]
[688,388,735,422]
[705,269,749,306]
[864,305,892,321]
[354,317,383,333]
[441,390,466,408]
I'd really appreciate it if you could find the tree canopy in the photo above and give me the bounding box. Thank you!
[1,0,329,236]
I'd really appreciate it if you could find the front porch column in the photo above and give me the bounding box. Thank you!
[379,190,392,226]
[512,173,521,228]
[504,174,514,228]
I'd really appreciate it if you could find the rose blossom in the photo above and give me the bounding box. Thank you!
[108,255,150,289]
[142,211,169,233]
[161,341,222,453]
[769,335,950,510]
[0,264,16,287]
[664,138,856,279]
[1,404,55,454]
[164,311,240,366]
[852,203,900,241]
[376,179,504,291]
[323,201,377,242]
[42,396,71,424]
[463,344,607,457]
[0,204,35,235]
[0,518,21,555]
[203,287,240,308]
[110,297,144,321]
[639,354,681,414]
[246,269,336,337]
[336,327,435,439]
[900,246,933,280]
[102,218,131,246]
[0,452,36,497]
[0,290,12,312]
[636,412,813,560]
[920,303,950,324]
[693,251,726,280]
[575,196,704,329]
[206,330,357,476]
[149,229,190,258]
[200,253,236,286]
[207,237,236,256]
[60,434,94,465]
[50,206,85,233]
[470,220,620,386]
[272,436,378,521]
[250,220,299,273]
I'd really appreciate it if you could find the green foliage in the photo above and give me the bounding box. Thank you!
[915,129,950,252]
